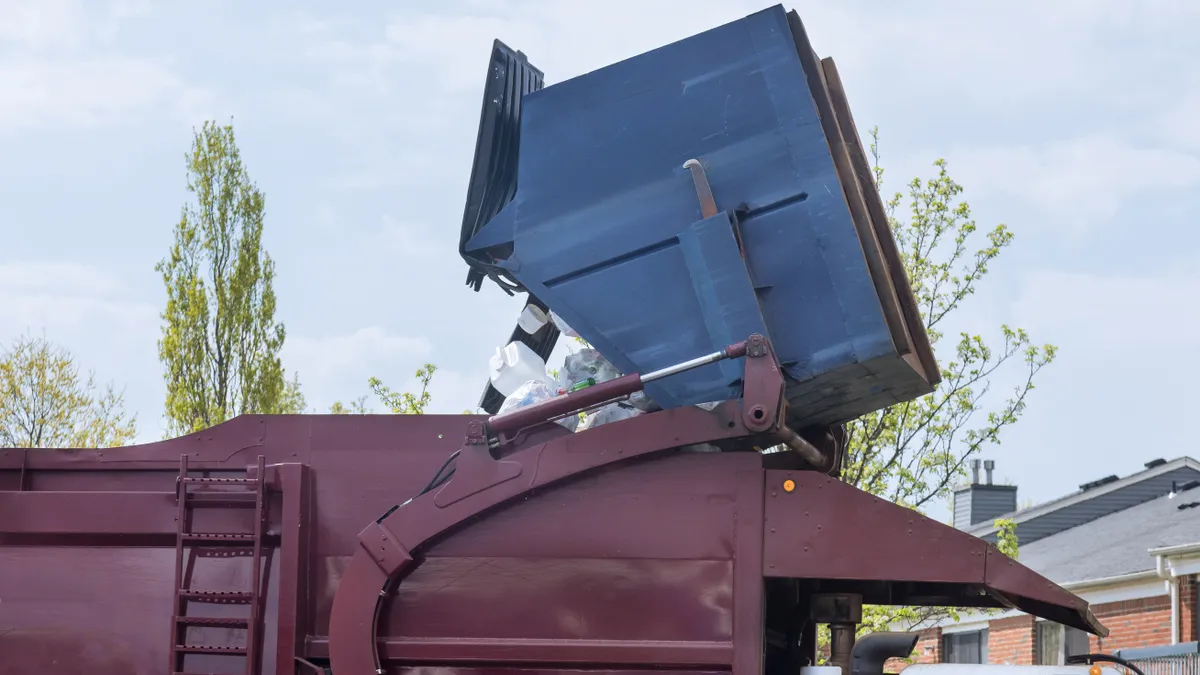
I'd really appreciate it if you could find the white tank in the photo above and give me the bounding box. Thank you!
[904,665,1120,675]
[489,341,549,397]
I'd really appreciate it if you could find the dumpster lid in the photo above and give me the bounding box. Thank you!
[459,39,543,295]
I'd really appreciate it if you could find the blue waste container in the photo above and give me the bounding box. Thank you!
[460,4,939,425]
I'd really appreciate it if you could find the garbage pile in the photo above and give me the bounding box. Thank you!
[489,305,647,432]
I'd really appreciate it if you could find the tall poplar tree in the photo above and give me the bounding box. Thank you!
[157,120,304,435]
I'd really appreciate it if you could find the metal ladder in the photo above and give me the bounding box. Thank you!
[170,454,268,675]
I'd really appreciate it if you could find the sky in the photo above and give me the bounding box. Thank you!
[1,0,1197,520]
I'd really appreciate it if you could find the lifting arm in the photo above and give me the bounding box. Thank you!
[328,334,826,675]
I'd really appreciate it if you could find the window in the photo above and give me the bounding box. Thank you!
[943,629,989,664]
[1036,622,1090,665]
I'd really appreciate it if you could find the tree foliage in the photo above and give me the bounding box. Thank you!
[330,364,437,415]
[0,334,137,448]
[994,517,1019,560]
[157,119,305,435]
[838,129,1051,637]
[842,129,1056,511]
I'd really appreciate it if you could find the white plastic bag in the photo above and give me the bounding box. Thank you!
[629,391,659,412]
[549,310,581,339]
[498,379,578,431]
[559,348,622,390]
[557,347,665,414]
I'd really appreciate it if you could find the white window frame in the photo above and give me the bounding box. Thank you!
[942,628,989,664]
[1035,621,1090,666]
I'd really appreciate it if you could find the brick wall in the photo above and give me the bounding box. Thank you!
[1182,575,1198,643]
[886,627,940,673]
[1091,594,1172,652]
[876,575,1198,671]
[989,615,1036,665]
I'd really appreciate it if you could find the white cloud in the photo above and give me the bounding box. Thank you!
[1160,91,1200,153]
[378,1,772,93]
[1014,261,1200,355]
[0,261,156,335]
[0,261,124,294]
[420,367,485,414]
[948,135,1200,229]
[377,215,439,258]
[276,0,1200,230]
[0,0,90,50]
[283,326,432,410]
[997,260,1200,503]
[0,0,154,49]
[0,259,163,439]
[0,0,208,134]
[0,57,207,133]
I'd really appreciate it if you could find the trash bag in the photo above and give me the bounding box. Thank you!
[550,310,581,339]
[557,346,673,414]
[577,401,640,431]
[498,379,578,431]
[629,390,659,412]
[559,348,622,390]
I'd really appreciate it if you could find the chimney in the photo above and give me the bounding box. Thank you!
[953,458,1018,530]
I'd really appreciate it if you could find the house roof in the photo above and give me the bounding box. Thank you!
[1017,481,1200,584]
[967,456,1200,544]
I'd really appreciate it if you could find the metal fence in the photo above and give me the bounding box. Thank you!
[1125,653,1200,675]
[1116,642,1200,675]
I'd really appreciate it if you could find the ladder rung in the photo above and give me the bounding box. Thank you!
[194,548,256,559]
[178,590,254,604]
[182,533,255,544]
[185,492,257,507]
[175,644,247,655]
[175,616,249,628]
[182,476,257,485]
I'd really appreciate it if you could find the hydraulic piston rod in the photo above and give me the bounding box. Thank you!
[487,340,751,436]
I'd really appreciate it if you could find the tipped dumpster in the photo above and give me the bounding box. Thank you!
[461,4,939,424]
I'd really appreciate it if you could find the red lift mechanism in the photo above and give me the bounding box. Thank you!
[0,334,1104,675]
[329,334,797,674]
[325,335,1103,675]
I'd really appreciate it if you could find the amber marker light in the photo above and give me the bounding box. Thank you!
[782,479,796,493]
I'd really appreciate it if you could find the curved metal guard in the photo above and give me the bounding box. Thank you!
[328,336,787,675]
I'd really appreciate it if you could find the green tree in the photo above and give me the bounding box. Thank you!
[843,129,1056,511]
[841,129,1050,636]
[157,119,305,435]
[330,364,437,415]
[0,334,137,448]
[994,517,1019,560]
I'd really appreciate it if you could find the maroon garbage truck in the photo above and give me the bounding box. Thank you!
[0,336,1105,675]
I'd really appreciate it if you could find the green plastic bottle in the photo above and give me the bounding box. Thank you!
[569,377,596,392]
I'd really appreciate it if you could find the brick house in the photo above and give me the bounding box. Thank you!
[893,456,1200,669]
